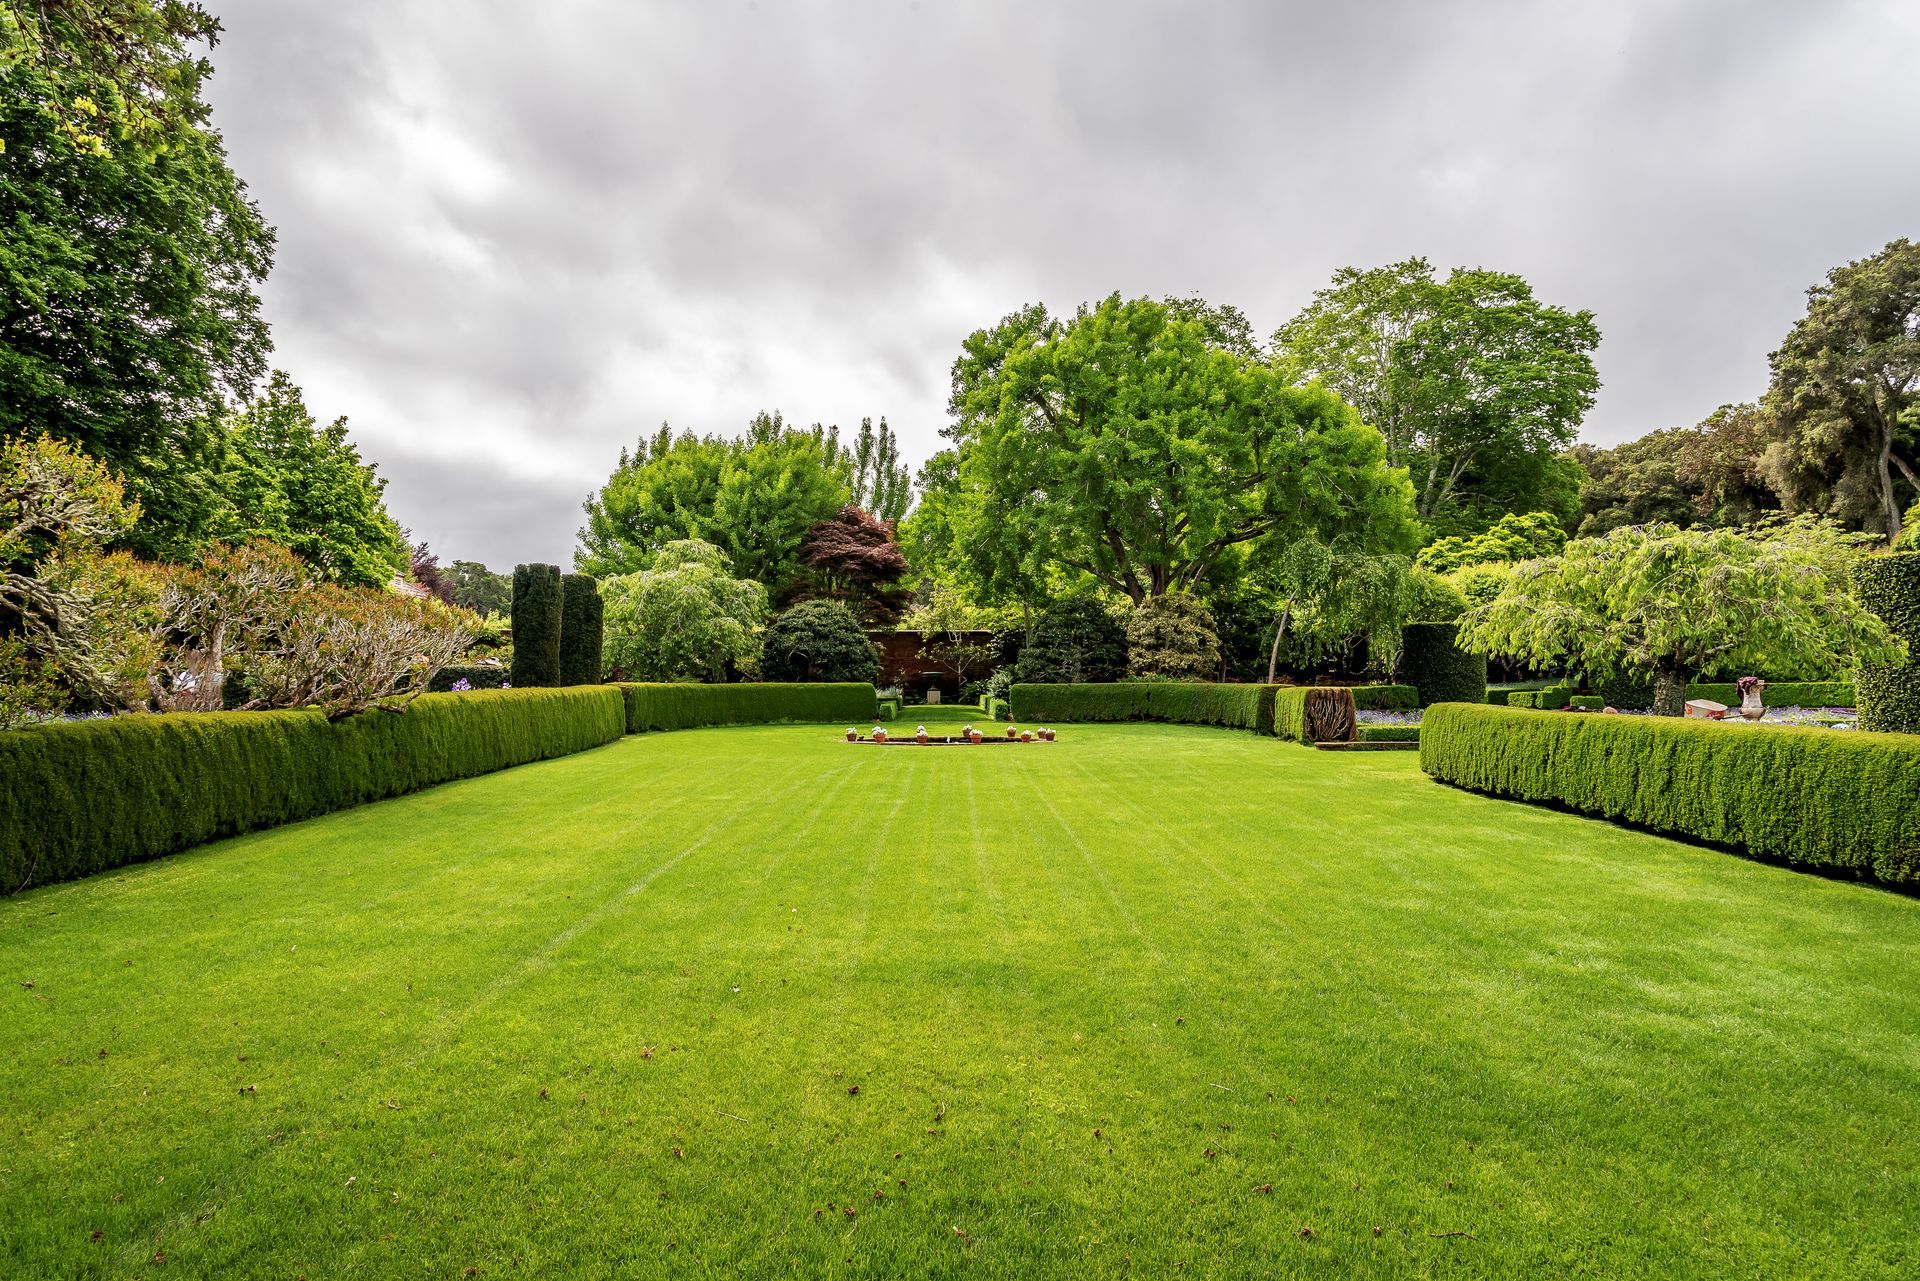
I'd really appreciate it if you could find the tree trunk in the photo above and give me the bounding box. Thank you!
[1264,602,1294,684]
[1652,665,1689,717]
[1876,406,1905,541]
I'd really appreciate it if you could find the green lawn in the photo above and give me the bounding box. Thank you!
[4,722,1918,1278]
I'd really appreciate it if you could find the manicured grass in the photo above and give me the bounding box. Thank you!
[4,722,1919,1278]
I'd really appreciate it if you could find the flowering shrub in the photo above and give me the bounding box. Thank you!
[450,678,472,692]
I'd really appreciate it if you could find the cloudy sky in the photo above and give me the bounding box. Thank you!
[203,0,1920,570]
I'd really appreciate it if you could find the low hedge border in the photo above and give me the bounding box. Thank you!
[427,664,512,692]
[1359,725,1419,743]
[0,688,627,894]
[983,696,1010,723]
[1420,702,1920,882]
[1686,681,1855,709]
[1010,683,1278,734]
[618,682,876,733]
[1507,687,1573,710]
[1349,684,1418,711]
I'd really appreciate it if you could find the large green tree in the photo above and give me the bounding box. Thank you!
[1764,238,1920,540]
[211,373,406,590]
[940,295,1418,605]
[576,413,850,586]
[1459,519,1901,715]
[0,20,273,559]
[1572,404,1780,537]
[600,539,767,683]
[1273,259,1600,533]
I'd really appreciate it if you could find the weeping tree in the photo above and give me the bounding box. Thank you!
[1264,536,1417,682]
[1458,519,1903,715]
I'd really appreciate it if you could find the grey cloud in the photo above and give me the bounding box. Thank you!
[204,0,1920,568]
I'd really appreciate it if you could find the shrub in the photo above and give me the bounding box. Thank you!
[1853,553,1920,734]
[1596,671,1655,709]
[1419,703,1920,882]
[1359,725,1419,742]
[1399,622,1487,706]
[760,600,879,683]
[1507,687,1573,710]
[983,695,1011,723]
[1349,684,1418,711]
[510,564,563,687]
[1010,682,1277,733]
[617,682,875,733]
[1014,597,1127,683]
[1272,686,1357,743]
[1125,593,1221,679]
[557,574,605,685]
[0,688,626,894]
[1569,695,1604,711]
[428,664,511,693]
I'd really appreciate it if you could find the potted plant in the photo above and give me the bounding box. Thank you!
[915,724,929,745]
[1005,726,1018,739]
[872,727,888,743]
[1737,676,1766,720]
[1019,731,1033,743]
[968,728,983,744]
[846,728,859,742]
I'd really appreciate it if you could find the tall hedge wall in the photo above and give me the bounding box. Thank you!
[1399,622,1487,707]
[1854,553,1920,734]
[618,682,877,733]
[1009,683,1277,734]
[510,563,563,687]
[558,573,605,686]
[1349,684,1418,711]
[0,688,627,894]
[1420,703,1920,882]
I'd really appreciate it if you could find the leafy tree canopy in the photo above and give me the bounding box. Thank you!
[0,31,273,558]
[576,413,851,586]
[600,540,767,683]
[1416,511,1567,575]
[1458,518,1903,714]
[1571,404,1782,538]
[1126,592,1221,680]
[790,504,909,625]
[1765,238,1920,539]
[446,560,511,616]
[1013,595,1128,684]
[1273,258,1600,529]
[942,294,1418,604]
[212,372,407,590]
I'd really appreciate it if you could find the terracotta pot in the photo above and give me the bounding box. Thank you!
[1019,731,1033,743]
[968,730,982,744]
[1006,726,1018,739]
[846,728,858,741]
[916,731,929,745]
[873,729,888,743]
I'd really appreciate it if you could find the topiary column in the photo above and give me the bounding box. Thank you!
[510,563,563,688]
[1854,553,1920,734]
[558,573,605,686]
[1398,622,1488,707]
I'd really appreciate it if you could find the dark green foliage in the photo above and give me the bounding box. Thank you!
[1359,725,1420,742]
[1853,554,1920,734]
[875,699,899,723]
[1125,593,1221,679]
[1349,684,1418,711]
[1596,671,1655,709]
[983,695,1011,723]
[618,683,875,733]
[1010,683,1278,734]
[510,564,563,687]
[558,574,605,686]
[1015,598,1128,684]
[760,600,879,683]
[0,689,626,893]
[427,665,512,693]
[1420,704,1920,882]
[1399,623,1487,706]
[1686,681,1855,709]
[1570,696,1605,711]
[1508,687,1573,710]
[448,561,512,615]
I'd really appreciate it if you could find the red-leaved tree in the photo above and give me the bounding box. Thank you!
[791,504,910,625]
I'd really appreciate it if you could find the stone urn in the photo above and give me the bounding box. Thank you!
[846,728,859,742]
[1737,676,1766,721]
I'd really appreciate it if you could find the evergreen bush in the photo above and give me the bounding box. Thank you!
[1420,703,1920,881]
[1399,622,1487,706]
[510,563,563,687]
[1125,594,1221,679]
[558,573,605,685]
[1853,553,1920,734]
[759,601,880,683]
[1014,597,1128,684]
[617,682,876,732]
[1010,683,1277,733]
[427,664,511,692]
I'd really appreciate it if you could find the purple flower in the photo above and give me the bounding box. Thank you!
[450,677,472,692]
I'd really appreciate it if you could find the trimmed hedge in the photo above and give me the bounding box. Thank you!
[427,664,512,692]
[510,563,563,687]
[1420,703,1920,882]
[1400,622,1487,706]
[1359,725,1419,743]
[1854,553,1920,734]
[1010,683,1277,734]
[1570,695,1604,711]
[1686,680,1855,709]
[1349,684,1418,711]
[557,573,605,686]
[1507,687,1573,710]
[983,695,1010,723]
[1272,686,1357,744]
[618,682,876,733]
[0,688,627,894]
